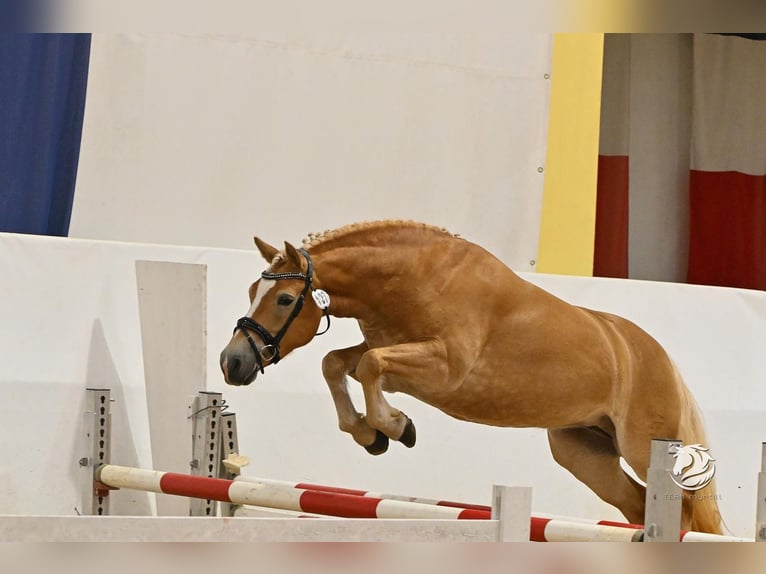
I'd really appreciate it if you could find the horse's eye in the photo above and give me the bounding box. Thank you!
[277,294,294,307]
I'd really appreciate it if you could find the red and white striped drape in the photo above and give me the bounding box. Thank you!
[593,34,630,279]
[594,34,766,291]
[687,34,766,290]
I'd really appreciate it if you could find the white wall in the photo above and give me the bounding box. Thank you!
[1,232,764,537]
[70,32,551,273]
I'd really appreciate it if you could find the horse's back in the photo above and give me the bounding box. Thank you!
[438,265,684,428]
[366,233,684,429]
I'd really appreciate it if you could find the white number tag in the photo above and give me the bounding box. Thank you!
[312,289,331,310]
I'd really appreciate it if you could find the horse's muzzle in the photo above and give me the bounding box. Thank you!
[220,347,258,386]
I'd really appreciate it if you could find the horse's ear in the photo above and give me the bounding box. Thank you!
[253,237,279,263]
[283,241,308,273]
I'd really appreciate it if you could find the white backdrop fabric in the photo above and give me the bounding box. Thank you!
[1,232,764,537]
[70,32,551,273]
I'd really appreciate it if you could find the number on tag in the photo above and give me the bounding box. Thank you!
[312,289,331,309]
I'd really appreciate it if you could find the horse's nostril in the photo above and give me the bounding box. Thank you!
[228,357,241,374]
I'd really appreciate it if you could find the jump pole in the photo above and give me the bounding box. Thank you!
[95,464,531,541]
[96,464,747,541]
[232,475,748,542]
[96,464,496,520]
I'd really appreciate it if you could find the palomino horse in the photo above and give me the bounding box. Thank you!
[219,220,722,534]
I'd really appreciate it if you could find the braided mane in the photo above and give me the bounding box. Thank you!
[301,219,459,250]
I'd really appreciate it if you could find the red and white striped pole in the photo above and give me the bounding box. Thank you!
[95,465,749,542]
[96,464,485,520]
[234,475,749,542]
[233,475,640,541]
[235,475,494,513]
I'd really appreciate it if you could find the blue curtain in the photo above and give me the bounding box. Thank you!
[0,33,91,236]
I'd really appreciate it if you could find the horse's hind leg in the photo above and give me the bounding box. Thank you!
[322,342,389,454]
[547,426,647,524]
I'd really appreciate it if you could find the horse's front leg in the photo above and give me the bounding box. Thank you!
[322,342,390,455]
[354,339,450,450]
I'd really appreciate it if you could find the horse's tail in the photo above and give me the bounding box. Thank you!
[674,364,723,535]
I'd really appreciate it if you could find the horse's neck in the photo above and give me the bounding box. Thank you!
[312,246,416,320]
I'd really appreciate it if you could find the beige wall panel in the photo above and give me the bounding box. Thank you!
[71,33,551,271]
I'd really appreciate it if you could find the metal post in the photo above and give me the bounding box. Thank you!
[79,388,111,516]
[756,442,766,542]
[644,438,683,542]
[188,391,222,516]
[219,411,241,517]
[491,485,532,542]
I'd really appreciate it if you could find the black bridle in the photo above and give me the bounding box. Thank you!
[234,248,331,375]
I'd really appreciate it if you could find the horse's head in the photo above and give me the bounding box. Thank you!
[219,237,330,386]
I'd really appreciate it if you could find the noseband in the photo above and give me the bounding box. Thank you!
[234,248,331,375]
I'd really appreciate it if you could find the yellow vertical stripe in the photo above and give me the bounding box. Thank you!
[537,33,604,276]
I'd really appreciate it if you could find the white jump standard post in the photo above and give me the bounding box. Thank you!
[491,485,532,542]
[757,442,766,542]
[79,388,112,516]
[218,411,242,516]
[188,391,247,517]
[643,438,683,542]
[188,391,224,516]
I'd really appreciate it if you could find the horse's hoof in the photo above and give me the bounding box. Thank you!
[399,416,416,448]
[364,430,389,455]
